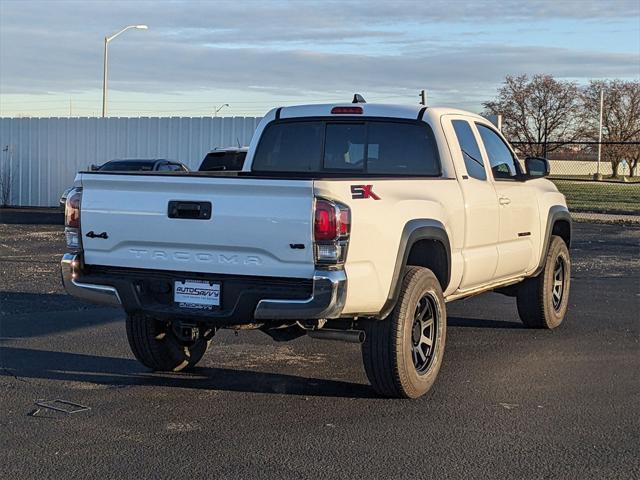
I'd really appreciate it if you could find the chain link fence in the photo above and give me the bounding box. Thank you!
[511,141,640,220]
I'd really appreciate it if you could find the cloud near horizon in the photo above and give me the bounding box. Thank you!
[0,0,638,115]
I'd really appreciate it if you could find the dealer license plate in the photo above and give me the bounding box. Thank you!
[174,280,220,310]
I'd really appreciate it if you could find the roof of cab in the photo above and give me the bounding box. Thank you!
[273,103,486,124]
[207,147,249,153]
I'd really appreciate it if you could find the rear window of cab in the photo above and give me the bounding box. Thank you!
[252,119,441,176]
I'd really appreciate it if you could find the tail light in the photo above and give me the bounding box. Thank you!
[314,198,350,266]
[65,188,82,251]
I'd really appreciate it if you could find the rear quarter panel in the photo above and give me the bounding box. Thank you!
[314,179,464,315]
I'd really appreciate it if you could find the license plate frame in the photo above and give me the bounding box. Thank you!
[174,279,221,310]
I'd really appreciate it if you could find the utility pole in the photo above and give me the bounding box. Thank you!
[419,89,427,106]
[595,88,604,180]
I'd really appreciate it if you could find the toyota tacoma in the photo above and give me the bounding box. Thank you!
[61,99,571,398]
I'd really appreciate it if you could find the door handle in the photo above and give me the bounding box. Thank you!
[499,197,511,205]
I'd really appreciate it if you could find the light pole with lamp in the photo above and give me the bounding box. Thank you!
[214,104,229,117]
[102,25,148,118]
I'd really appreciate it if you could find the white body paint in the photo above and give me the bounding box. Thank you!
[77,103,567,316]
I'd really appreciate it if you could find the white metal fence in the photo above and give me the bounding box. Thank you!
[0,117,263,207]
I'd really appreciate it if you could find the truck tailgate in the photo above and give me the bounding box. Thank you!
[79,174,315,278]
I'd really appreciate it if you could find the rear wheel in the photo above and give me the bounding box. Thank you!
[517,235,571,329]
[362,266,446,398]
[126,313,209,371]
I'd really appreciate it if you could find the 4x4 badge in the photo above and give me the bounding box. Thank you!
[86,231,109,239]
[351,185,381,200]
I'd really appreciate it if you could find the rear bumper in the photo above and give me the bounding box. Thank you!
[60,253,346,322]
[253,270,346,320]
[60,253,121,307]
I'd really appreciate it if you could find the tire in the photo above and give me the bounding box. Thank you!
[125,313,209,372]
[362,266,446,399]
[517,235,571,329]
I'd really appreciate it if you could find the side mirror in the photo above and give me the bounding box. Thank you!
[524,157,550,178]
[89,164,99,171]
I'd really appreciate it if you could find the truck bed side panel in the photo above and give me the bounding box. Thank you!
[314,178,465,315]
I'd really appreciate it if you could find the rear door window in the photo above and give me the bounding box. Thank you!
[452,120,487,180]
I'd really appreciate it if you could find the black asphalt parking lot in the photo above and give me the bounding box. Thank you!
[1,217,639,479]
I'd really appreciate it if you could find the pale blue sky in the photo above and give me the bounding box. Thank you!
[0,0,638,117]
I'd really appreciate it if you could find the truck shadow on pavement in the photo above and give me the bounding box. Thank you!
[447,317,525,329]
[0,292,120,338]
[1,289,523,398]
[0,346,376,399]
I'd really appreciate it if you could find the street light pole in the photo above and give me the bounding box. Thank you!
[214,104,229,117]
[102,36,108,117]
[101,24,148,118]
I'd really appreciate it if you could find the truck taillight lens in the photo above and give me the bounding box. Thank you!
[314,198,350,266]
[314,200,336,241]
[65,189,81,227]
[65,188,82,251]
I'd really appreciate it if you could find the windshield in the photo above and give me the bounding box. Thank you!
[252,119,441,176]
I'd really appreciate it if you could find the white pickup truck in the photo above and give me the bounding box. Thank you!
[61,100,571,398]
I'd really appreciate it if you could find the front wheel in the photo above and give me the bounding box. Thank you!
[362,266,446,399]
[517,235,571,329]
[126,313,209,371]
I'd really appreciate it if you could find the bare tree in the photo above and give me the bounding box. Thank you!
[581,80,640,178]
[483,74,582,157]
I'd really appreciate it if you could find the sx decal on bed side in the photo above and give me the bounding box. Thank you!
[351,185,381,200]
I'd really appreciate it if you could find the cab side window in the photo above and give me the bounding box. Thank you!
[452,120,486,180]
[167,163,186,172]
[158,163,184,172]
[476,124,519,179]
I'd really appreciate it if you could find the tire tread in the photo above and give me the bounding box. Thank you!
[517,235,570,329]
[362,266,445,398]
[126,313,207,371]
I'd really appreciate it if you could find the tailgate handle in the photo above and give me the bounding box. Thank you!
[168,201,212,220]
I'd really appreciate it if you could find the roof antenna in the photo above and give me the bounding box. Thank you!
[352,93,366,104]
[236,137,241,148]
